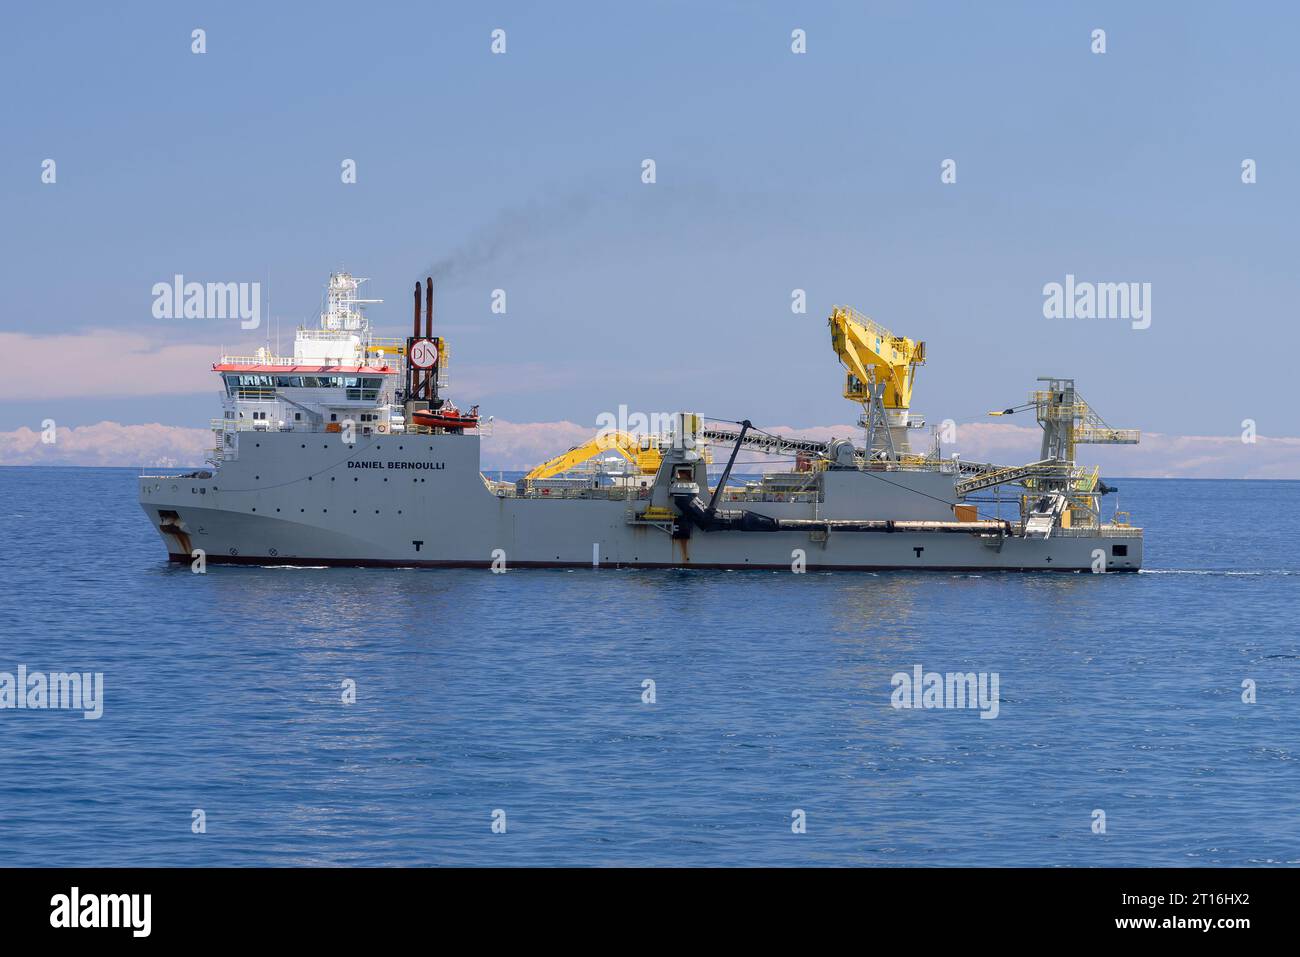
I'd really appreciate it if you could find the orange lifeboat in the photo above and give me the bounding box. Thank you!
[411,403,479,432]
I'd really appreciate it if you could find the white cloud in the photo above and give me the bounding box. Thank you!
[0,421,211,468]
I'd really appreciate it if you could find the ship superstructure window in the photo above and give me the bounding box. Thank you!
[224,374,382,401]
[224,374,274,393]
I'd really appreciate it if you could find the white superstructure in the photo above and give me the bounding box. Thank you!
[211,273,424,457]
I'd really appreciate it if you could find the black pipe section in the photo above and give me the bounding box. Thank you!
[673,492,780,532]
[706,419,750,515]
[674,419,777,532]
[673,498,1009,535]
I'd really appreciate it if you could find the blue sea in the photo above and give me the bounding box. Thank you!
[1,467,1296,866]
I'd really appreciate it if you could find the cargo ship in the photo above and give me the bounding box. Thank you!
[140,272,1143,571]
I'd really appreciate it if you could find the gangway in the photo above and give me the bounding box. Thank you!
[954,459,1062,496]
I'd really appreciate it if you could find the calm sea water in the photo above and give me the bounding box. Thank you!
[0,467,1296,866]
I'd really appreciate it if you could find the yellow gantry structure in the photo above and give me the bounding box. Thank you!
[524,431,662,482]
[827,306,927,413]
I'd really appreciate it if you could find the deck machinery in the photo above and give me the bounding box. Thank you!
[504,304,1141,558]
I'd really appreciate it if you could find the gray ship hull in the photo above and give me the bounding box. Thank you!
[139,432,1142,572]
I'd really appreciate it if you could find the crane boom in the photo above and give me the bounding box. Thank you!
[827,305,926,411]
[524,431,661,481]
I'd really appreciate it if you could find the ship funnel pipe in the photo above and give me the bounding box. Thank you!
[411,282,423,400]
[423,278,435,401]
[425,277,433,339]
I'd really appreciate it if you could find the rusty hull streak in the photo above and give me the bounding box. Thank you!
[158,521,192,556]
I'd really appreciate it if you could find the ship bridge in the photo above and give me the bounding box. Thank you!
[215,357,399,431]
[205,272,482,465]
[213,273,405,441]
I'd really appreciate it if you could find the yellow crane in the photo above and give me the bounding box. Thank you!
[827,305,926,457]
[524,431,663,482]
[827,305,926,414]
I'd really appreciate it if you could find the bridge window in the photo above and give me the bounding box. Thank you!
[223,372,386,400]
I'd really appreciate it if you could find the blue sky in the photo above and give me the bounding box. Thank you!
[3,1,1298,440]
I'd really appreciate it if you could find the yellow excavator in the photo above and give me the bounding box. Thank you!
[827,305,927,457]
[524,431,663,482]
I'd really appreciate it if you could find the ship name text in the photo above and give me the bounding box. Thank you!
[347,460,445,470]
